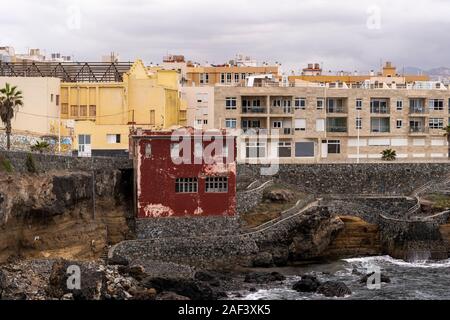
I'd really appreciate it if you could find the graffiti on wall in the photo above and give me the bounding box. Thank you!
[0,132,73,155]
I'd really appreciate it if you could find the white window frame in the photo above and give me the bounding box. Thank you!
[356,117,362,130]
[295,98,306,110]
[225,118,237,129]
[356,99,362,110]
[106,134,121,144]
[429,118,444,129]
[396,119,403,129]
[175,178,198,193]
[225,97,237,110]
[429,99,444,111]
[205,177,228,193]
[316,98,324,110]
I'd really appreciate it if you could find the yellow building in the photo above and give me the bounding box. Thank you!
[60,60,186,157]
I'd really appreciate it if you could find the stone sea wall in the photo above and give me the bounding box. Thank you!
[238,163,450,195]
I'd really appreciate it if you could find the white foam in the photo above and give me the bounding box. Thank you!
[344,255,450,269]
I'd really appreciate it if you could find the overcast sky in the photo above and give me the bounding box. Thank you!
[2,0,450,73]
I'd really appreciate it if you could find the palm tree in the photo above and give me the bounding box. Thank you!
[381,149,397,161]
[0,83,23,150]
[31,141,50,154]
[443,125,450,159]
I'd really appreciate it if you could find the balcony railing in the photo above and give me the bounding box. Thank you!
[409,126,429,133]
[242,128,269,135]
[326,126,348,133]
[409,107,427,114]
[242,107,266,114]
[270,107,293,114]
[326,106,347,113]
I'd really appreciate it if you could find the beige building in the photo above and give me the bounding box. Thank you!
[214,80,450,162]
[181,86,215,130]
[0,77,62,135]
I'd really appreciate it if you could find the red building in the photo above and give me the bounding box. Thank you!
[130,128,237,218]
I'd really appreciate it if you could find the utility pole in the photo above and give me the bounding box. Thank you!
[357,109,361,164]
[58,105,61,154]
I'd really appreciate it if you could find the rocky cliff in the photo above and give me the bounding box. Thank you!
[0,169,134,263]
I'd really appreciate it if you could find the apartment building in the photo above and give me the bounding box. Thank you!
[214,81,450,162]
[289,62,429,85]
[161,54,280,132]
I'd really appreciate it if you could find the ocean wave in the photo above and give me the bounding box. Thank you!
[344,255,450,269]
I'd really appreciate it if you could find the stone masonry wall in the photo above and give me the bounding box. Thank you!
[136,216,242,239]
[0,150,132,172]
[238,163,450,195]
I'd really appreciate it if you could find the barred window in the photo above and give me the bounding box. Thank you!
[175,178,198,193]
[205,177,228,193]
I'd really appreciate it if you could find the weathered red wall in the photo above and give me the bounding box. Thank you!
[135,132,237,218]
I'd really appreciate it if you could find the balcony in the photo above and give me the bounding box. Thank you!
[270,107,293,115]
[409,126,429,134]
[242,107,266,114]
[268,127,293,136]
[326,106,347,113]
[326,126,348,133]
[409,107,427,114]
[326,99,347,113]
[242,128,269,136]
[326,118,347,133]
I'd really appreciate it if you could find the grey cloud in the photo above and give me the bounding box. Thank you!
[1,0,449,72]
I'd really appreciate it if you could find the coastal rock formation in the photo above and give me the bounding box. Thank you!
[323,216,382,259]
[292,275,321,293]
[0,169,133,262]
[316,281,352,297]
[47,259,107,300]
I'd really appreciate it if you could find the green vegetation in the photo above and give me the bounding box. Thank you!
[424,193,450,210]
[31,141,50,154]
[242,183,307,228]
[0,157,13,173]
[25,153,37,173]
[0,83,23,150]
[381,149,397,161]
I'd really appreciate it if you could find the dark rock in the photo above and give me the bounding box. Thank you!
[0,269,7,298]
[289,210,344,260]
[264,189,294,203]
[271,247,289,266]
[156,291,190,300]
[249,287,257,292]
[128,265,147,281]
[316,281,351,297]
[141,277,220,300]
[129,287,157,300]
[46,259,107,300]
[352,268,362,276]
[244,272,285,284]
[194,271,222,287]
[108,255,129,266]
[292,275,321,293]
[252,252,274,268]
[117,265,130,276]
[194,271,216,282]
[359,272,391,284]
